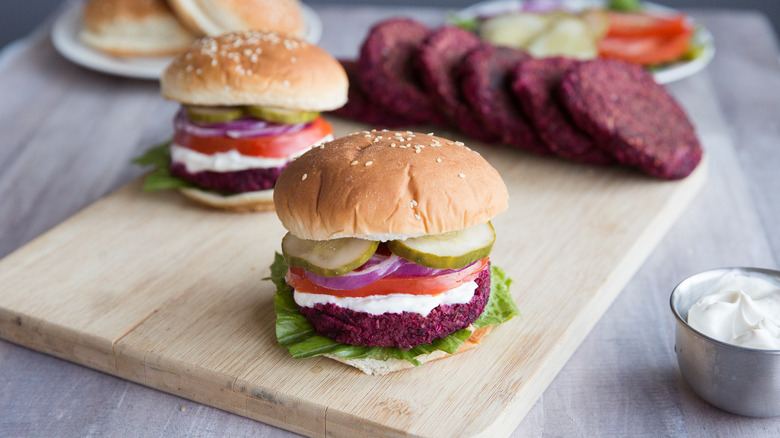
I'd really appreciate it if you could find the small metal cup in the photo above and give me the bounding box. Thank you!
[670,267,780,417]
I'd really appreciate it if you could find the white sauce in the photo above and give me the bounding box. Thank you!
[687,273,780,350]
[293,281,478,317]
[170,134,332,173]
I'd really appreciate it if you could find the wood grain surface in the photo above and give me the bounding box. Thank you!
[0,108,706,436]
[1,4,779,438]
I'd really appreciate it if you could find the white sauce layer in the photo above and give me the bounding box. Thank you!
[293,281,478,317]
[170,134,332,173]
[688,273,780,350]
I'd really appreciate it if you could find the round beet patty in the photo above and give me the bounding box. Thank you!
[170,162,286,193]
[296,263,491,350]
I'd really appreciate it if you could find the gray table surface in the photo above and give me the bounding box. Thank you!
[1,4,780,437]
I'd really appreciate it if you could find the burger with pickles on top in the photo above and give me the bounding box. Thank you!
[135,30,348,212]
[267,130,519,375]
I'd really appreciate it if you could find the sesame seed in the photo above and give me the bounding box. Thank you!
[302,173,308,181]
[459,173,466,178]
[427,132,434,135]
[410,200,418,207]
[350,160,358,166]
[436,157,442,162]
[391,143,396,147]
[415,214,421,220]
[365,161,373,166]
[455,141,464,146]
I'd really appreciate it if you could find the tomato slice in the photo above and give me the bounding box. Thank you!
[287,258,489,298]
[606,11,689,38]
[173,116,333,158]
[598,25,693,66]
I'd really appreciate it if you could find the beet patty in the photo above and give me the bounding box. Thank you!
[512,57,613,165]
[170,162,286,193]
[559,59,702,179]
[460,45,548,154]
[296,263,491,350]
[417,27,500,142]
[357,18,439,124]
[330,60,417,128]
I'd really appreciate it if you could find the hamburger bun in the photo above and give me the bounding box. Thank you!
[326,326,492,375]
[161,31,348,111]
[80,0,196,57]
[273,131,509,240]
[179,187,275,212]
[167,0,305,38]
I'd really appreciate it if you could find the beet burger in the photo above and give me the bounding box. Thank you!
[135,30,347,212]
[268,130,519,375]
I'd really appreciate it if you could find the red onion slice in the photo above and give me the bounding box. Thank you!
[173,109,310,139]
[390,259,474,278]
[305,253,403,290]
[303,252,481,290]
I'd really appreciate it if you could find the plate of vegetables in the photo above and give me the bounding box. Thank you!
[451,0,714,84]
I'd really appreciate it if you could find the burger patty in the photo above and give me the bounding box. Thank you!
[357,18,440,124]
[460,45,549,154]
[170,162,286,193]
[297,263,491,350]
[330,60,417,128]
[559,59,702,179]
[416,27,500,143]
[511,57,613,165]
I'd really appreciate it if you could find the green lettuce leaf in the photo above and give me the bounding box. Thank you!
[266,253,520,366]
[132,142,196,191]
[446,11,479,33]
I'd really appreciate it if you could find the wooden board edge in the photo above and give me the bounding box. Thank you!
[0,308,116,375]
[113,341,329,438]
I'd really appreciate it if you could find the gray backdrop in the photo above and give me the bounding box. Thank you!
[0,1,779,50]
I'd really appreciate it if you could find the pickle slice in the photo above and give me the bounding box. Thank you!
[479,12,553,49]
[387,222,496,270]
[245,106,320,124]
[185,105,245,123]
[281,233,379,278]
[526,15,599,59]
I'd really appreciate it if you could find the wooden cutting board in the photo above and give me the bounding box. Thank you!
[0,118,706,437]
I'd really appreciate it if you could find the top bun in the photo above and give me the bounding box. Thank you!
[80,0,196,56]
[160,31,348,111]
[274,131,509,240]
[167,0,305,38]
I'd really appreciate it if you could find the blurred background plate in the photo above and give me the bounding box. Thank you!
[454,0,715,84]
[50,1,322,80]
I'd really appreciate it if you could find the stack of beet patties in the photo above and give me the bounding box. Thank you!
[331,18,703,180]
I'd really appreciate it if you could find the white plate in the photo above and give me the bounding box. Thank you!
[454,0,715,84]
[51,2,323,80]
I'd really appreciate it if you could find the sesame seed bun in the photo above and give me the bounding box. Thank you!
[167,0,305,38]
[79,0,196,57]
[160,31,348,111]
[273,131,509,240]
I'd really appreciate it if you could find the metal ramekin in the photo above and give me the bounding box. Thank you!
[670,267,780,417]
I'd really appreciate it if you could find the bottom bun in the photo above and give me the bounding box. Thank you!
[324,326,492,375]
[179,187,275,212]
